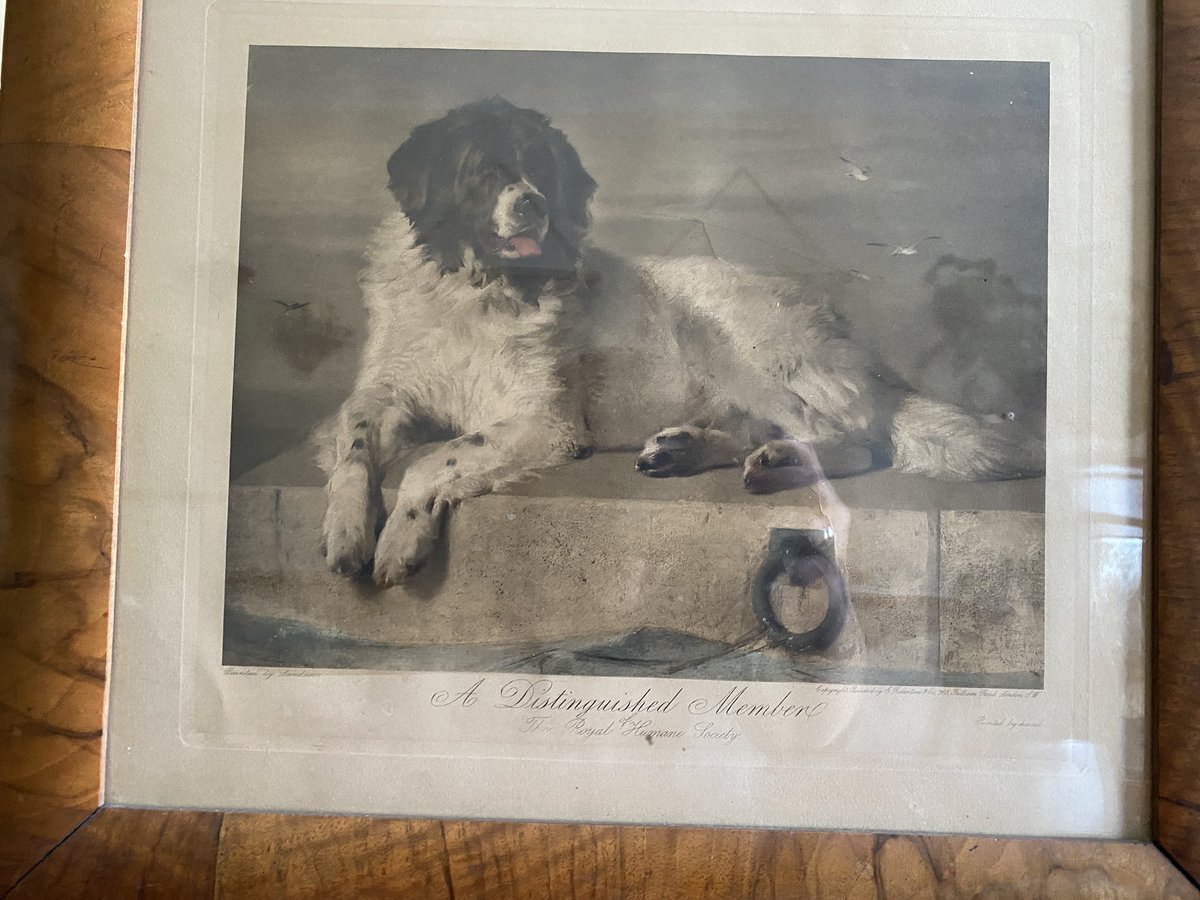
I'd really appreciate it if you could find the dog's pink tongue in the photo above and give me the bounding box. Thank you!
[509,236,542,257]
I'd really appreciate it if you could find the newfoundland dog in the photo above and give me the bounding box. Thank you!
[316,97,1041,587]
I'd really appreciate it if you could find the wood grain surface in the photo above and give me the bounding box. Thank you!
[0,0,133,886]
[1,0,1197,897]
[1156,0,1200,880]
[6,810,222,900]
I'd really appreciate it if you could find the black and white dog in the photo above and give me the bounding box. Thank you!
[317,97,1041,585]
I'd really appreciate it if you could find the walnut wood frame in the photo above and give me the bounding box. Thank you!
[1,2,1196,896]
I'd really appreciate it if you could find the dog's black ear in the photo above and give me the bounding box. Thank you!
[387,118,445,214]
[387,117,466,270]
[545,128,597,251]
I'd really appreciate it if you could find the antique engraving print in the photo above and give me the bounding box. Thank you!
[223,47,1049,688]
[105,0,1152,835]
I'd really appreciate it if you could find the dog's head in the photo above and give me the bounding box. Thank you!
[387,97,597,277]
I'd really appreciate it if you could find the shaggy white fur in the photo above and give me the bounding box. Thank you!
[316,211,1041,584]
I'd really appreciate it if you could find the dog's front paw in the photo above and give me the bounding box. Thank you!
[322,500,379,576]
[373,497,447,587]
[742,439,825,494]
[635,426,710,477]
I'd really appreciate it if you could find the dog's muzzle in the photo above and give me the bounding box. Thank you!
[490,181,549,258]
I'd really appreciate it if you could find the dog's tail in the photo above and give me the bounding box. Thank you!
[889,395,1044,480]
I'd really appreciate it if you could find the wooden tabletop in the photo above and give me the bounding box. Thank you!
[1,1,1198,896]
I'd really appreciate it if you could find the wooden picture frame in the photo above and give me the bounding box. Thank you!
[1,0,1196,894]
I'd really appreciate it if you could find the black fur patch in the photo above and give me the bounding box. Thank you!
[386,97,597,280]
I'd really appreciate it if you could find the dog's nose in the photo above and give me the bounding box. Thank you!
[513,192,547,224]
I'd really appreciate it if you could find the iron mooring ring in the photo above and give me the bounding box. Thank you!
[751,527,849,653]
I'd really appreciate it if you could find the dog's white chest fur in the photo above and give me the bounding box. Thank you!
[356,212,582,434]
[354,212,709,446]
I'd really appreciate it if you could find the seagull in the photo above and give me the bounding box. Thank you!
[839,156,871,182]
[867,236,942,257]
[848,269,872,281]
[273,300,311,313]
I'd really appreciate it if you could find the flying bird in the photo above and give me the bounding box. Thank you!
[867,236,942,257]
[839,156,871,182]
[273,300,311,313]
[847,269,872,281]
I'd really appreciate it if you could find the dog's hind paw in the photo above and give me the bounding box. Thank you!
[742,439,825,494]
[635,426,718,477]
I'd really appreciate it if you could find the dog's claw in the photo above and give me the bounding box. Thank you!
[328,549,369,577]
[324,535,374,577]
[374,559,423,588]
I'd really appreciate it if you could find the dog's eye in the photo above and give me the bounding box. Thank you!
[524,157,552,184]
[485,163,519,185]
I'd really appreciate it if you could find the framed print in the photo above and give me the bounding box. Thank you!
[103,0,1154,839]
